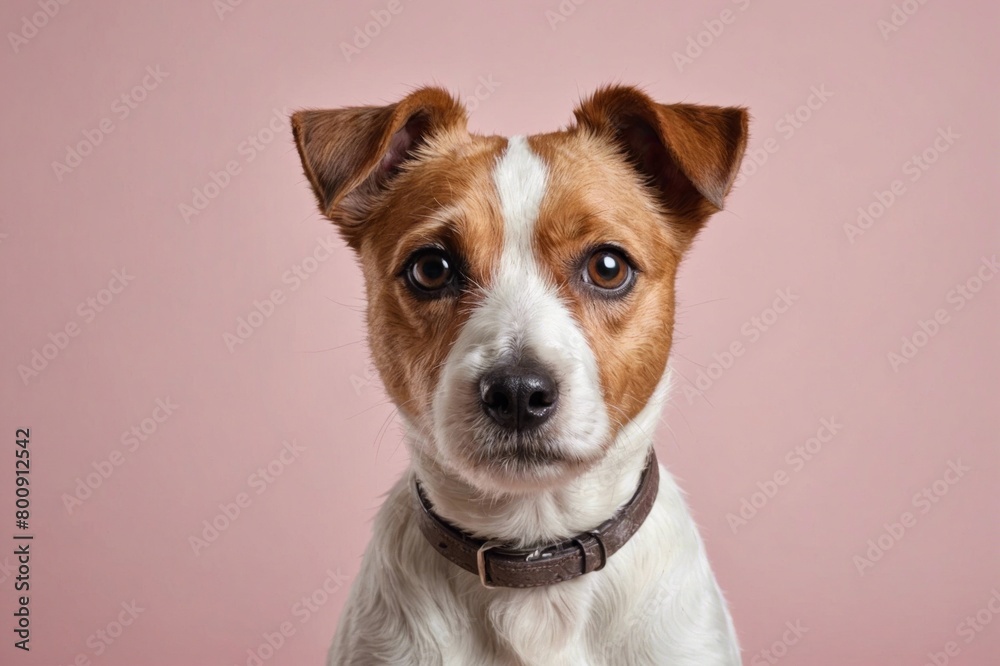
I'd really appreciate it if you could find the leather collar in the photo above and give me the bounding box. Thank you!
[412,450,659,588]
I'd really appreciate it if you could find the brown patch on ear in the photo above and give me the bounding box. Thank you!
[573,85,748,224]
[290,87,468,240]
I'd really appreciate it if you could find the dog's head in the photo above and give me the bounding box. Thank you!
[292,86,747,493]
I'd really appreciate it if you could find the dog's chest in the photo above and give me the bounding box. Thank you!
[447,577,670,666]
[477,582,598,665]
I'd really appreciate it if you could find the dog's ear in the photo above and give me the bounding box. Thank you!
[573,85,748,222]
[291,87,468,231]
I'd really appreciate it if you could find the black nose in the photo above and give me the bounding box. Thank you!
[479,362,559,431]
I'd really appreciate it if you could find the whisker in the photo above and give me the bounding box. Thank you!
[299,340,364,353]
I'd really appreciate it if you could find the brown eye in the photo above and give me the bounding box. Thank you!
[406,250,455,294]
[585,249,633,292]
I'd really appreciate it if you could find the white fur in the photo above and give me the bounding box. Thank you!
[328,138,740,665]
[432,136,610,496]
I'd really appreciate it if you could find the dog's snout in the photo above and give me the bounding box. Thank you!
[479,362,559,431]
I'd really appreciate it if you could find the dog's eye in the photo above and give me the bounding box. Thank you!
[584,248,634,292]
[406,250,456,294]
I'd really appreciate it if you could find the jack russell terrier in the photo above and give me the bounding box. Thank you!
[291,84,748,665]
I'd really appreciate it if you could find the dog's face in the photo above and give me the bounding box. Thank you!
[293,86,747,493]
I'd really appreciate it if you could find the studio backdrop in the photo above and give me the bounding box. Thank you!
[1,1,997,665]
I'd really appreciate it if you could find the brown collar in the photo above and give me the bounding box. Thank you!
[412,450,659,589]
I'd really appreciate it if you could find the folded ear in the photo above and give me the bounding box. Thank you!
[291,87,468,228]
[573,85,748,220]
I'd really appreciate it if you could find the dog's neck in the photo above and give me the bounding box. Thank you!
[407,372,672,549]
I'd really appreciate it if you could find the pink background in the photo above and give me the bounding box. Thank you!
[1,1,998,664]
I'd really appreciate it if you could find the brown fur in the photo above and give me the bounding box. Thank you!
[527,131,681,434]
[357,134,508,422]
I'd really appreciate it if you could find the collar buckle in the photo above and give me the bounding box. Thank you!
[477,540,504,589]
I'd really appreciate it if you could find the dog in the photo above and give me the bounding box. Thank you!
[291,84,748,665]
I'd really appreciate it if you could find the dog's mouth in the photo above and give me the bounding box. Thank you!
[456,428,603,491]
[473,437,569,467]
